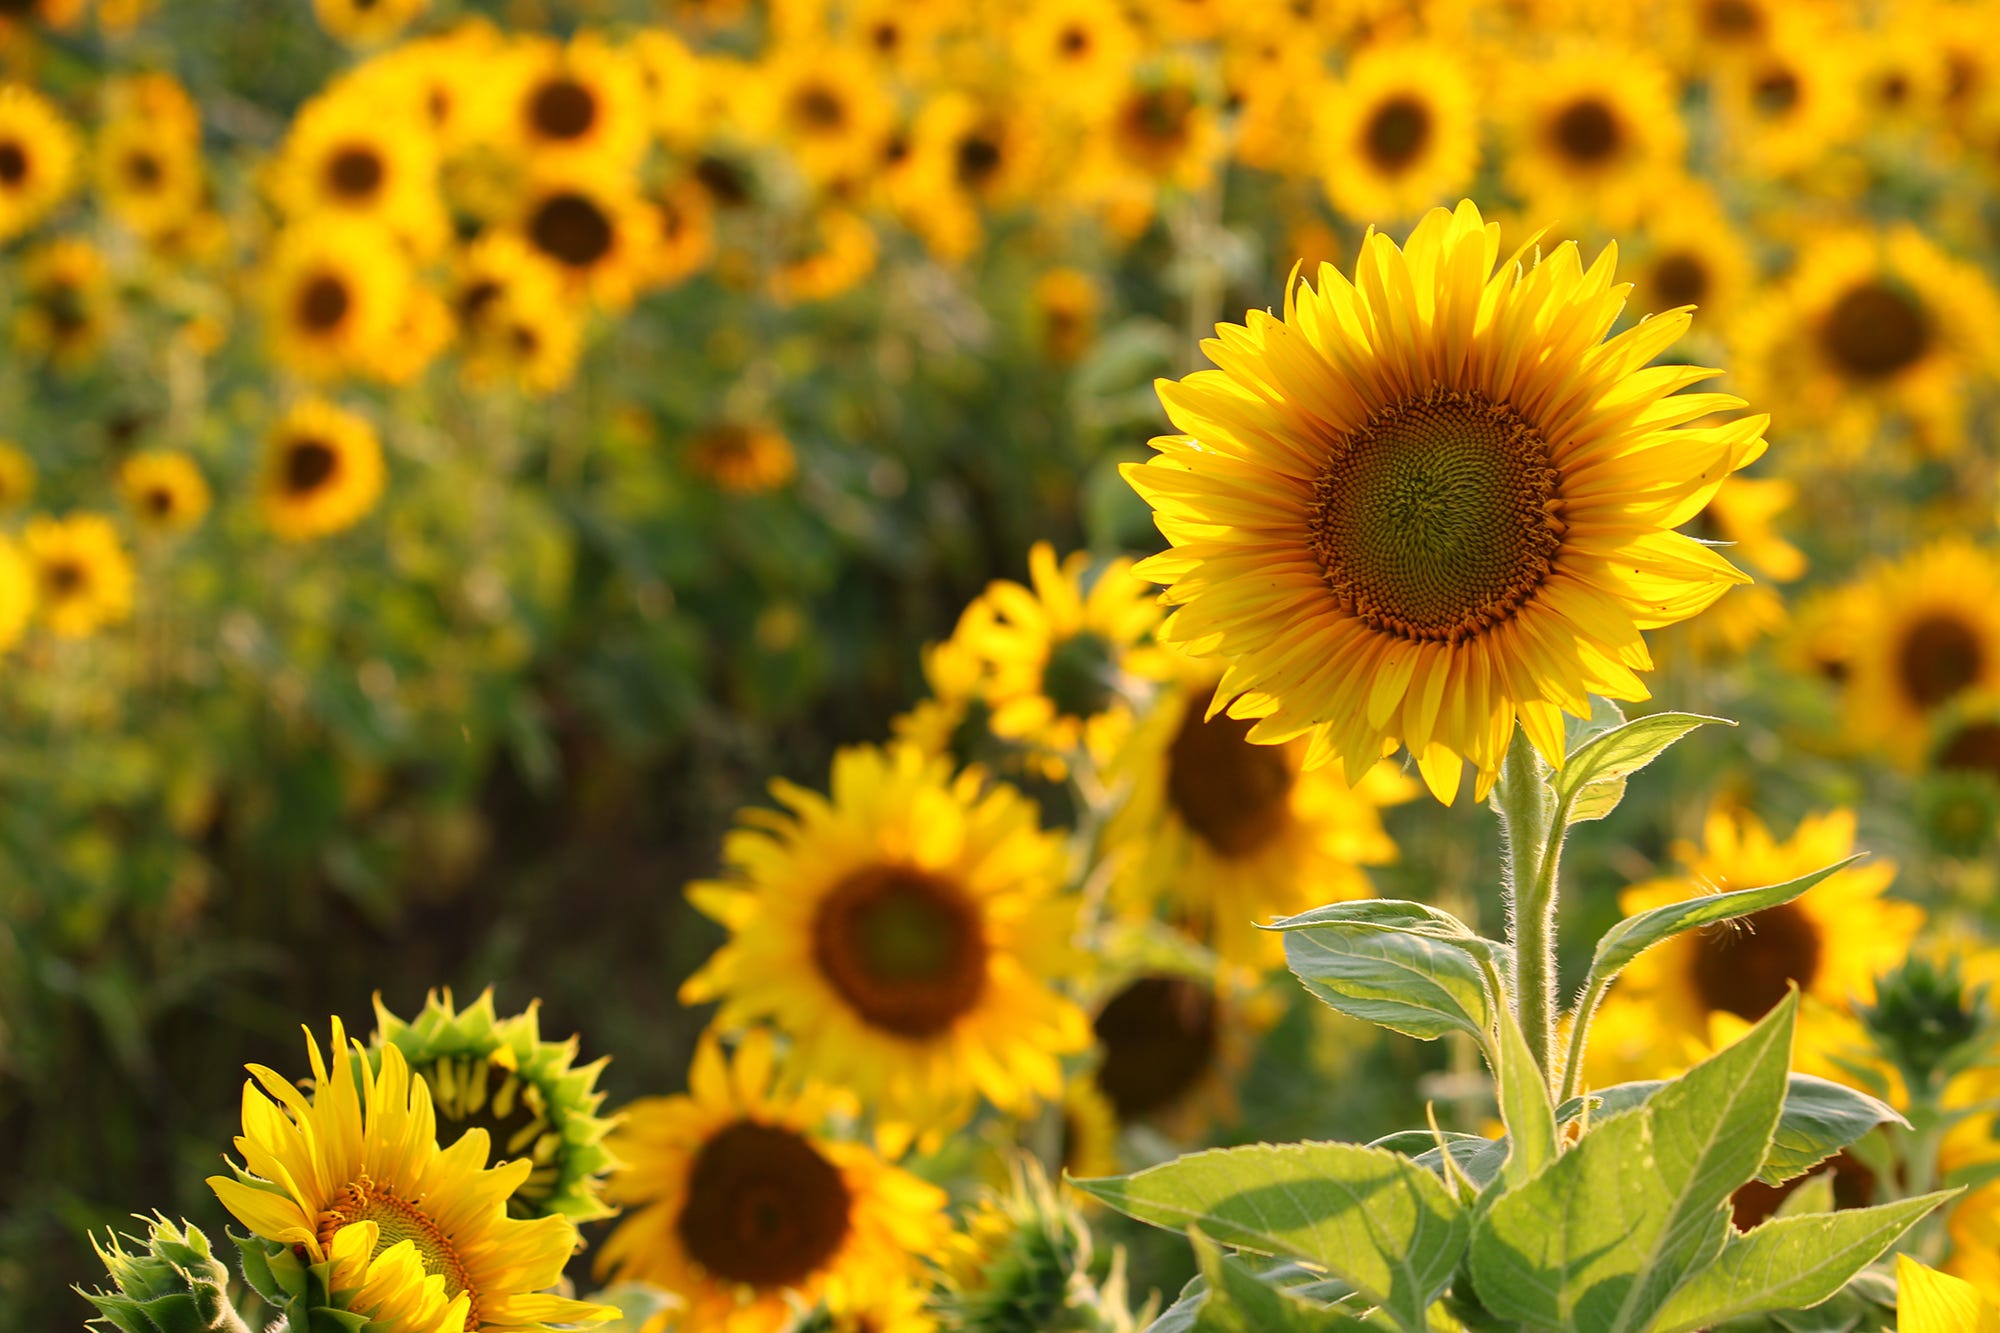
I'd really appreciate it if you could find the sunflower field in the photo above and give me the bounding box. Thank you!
[11,0,2000,1327]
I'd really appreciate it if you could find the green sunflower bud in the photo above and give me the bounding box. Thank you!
[1856,952,1994,1095]
[80,1216,254,1333]
[1914,771,2000,860]
[372,987,618,1222]
[935,1157,1143,1333]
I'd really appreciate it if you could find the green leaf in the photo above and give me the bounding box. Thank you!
[1075,1142,1468,1332]
[1284,923,1496,1043]
[1269,901,1513,969]
[1190,1233,1377,1333]
[1648,1192,1952,1333]
[1772,1172,1837,1220]
[1553,713,1730,817]
[1759,1075,1906,1186]
[1469,994,1795,1333]
[1566,774,1629,825]
[1586,859,1859,989]
[1492,1000,1556,1192]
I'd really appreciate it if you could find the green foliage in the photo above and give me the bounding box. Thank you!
[1274,901,1506,1044]
[1188,1235,1376,1333]
[80,1216,251,1333]
[1549,713,1732,828]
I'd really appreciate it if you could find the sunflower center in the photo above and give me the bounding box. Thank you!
[418,1055,559,1215]
[1166,688,1294,859]
[1308,388,1564,644]
[1059,23,1089,55]
[1690,901,1822,1022]
[866,19,900,52]
[1042,630,1119,721]
[677,1120,852,1289]
[43,559,84,597]
[144,486,175,517]
[1701,0,1763,37]
[811,864,988,1038]
[1652,251,1709,308]
[39,281,88,337]
[1093,975,1218,1121]
[457,278,502,328]
[124,150,163,189]
[793,85,847,132]
[1754,68,1800,115]
[529,192,614,267]
[1820,281,1929,381]
[284,438,339,495]
[326,146,385,201]
[1121,87,1194,156]
[1938,722,2000,779]
[1897,612,1983,710]
[317,1180,478,1322]
[297,274,352,333]
[694,156,752,208]
[1550,97,1620,165]
[954,132,1003,189]
[1363,95,1431,171]
[0,140,25,185]
[529,78,598,140]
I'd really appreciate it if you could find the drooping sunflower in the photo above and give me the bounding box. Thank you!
[263,218,412,381]
[261,398,386,542]
[1317,39,1478,222]
[502,32,651,173]
[597,1030,947,1333]
[23,513,132,639]
[313,0,426,46]
[686,421,796,494]
[0,84,78,242]
[1733,226,2000,458]
[679,743,1090,1149]
[372,989,617,1223]
[14,236,112,369]
[119,451,211,536]
[270,91,447,255]
[1106,665,1414,968]
[208,1017,612,1333]
[1503,44,1686,231]
[1834,541,2000,768]
[1583,806,1919,1089]
[1125,201,1764,803]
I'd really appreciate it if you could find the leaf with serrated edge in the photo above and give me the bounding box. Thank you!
[1190,1234,1377,1333]
[1554,713,1729,807]
[1285,927,1493,1042]
[1649,1193,1952,1333]
[1469,994,1795,1332]
[1075,1141,1467,1332]
[1493,999,1556,1192]
[1588,858,1859,987]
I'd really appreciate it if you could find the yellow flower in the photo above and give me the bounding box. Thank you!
[94,75,204,241]
[896,91,1041,262]
[1011,0,1137,117]
[686,421,796,494]
[452,232,585,397]
[0,440,34,510]
[1898,1253,2000,1331]
[1059,1076,1122,1183]
[1317,39,1479,222]
[1125,201,1764,803]
[756,45,893,188]
[645,178,715,290]
[208,1018,612,1333]
[270,90,448,255]
[680,743,1090,1150]
[1502,42,1687,231]
[0,536,33,654]
[261,398,386,542]
[14,237,112,369]
[119,451,211,535]
[1711,8,1858,178]
[1627,185,1754,334]
[515,168,659,312]
[0,84,77,242]
[501,31,651,174]
[1088,970,1274,1139]
[24,514,132,639]
[313,0,426,46]
[598,1031,947,1333]
[1101,59,1223,192]
[263,218,413,381]
[1668,471,1805,657]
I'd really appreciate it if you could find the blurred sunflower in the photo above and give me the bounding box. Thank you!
[597,1031,946,1333]
[95,76,203,241]
[313,0,426,46]
[0,84,78,242]
[1318,39,1478,222]
[1032,268,1098,365]
[1101,59,1222,192]
[1627,186,1754,332]
[360,23,510,153]
[679,743,1090,1150]
[263,218,412,381]
[503,32,650,173]
[758,46,893,187]
[1105,662,1414,969]
[23,513,133,639]
[271,91,447,254]
[899,92,1041,262]
[373,989,617,1223]
[207,1017,611,1333]
[1012,0,1137,116]
[1125,201,1763,802]
[0,538,32,654]
[1059,1076,1121,1183]
[261,398,386,542]
[1504,44,1685,230]
[686,421,796,494]
[1584,806,1918,1088]
[0,0,83,29]
[646,178,715,289]
[1089,971,1271,1138]
[0,441,34,510]
[516,169,657,311]
[1712,9,1857,178]
[630,28,705,149]
[14,237,112,369]
[1734,226,2000,458]
[768,205,878,305]
[118,451,211,536]
[453,232,584,397]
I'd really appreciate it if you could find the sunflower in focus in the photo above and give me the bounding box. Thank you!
[1733,226,2000,458]
[23,514,133,640]
[208,1017,611,1333]
[263,219,412,380]
[1106,658,1414,969]
[0,441,34,510]
[599,1031,946,1333]
[687,421,796,494]
[14,237,112,369]
[261,398,386,542]
[271,92,447,254]
[1126,201,1764,802]
[680,743,1090,1150]
[119,451,211,536]
[1317,39,1478,222]
[0,84,77,242]
[1504,45,1685,231]
[503,32,650,173]
[314,0,425,45]
[1583,805,1918,1089]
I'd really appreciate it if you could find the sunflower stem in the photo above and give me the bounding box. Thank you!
[1496,728,1560,1094]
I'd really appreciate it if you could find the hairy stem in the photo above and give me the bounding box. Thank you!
[1497,728,1561,1093]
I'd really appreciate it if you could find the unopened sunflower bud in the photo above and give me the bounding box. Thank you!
[1914,770,2000,860]
[80,1215,252,1333]
[1857,952,1994,1094]
[935,1156,1143,1333]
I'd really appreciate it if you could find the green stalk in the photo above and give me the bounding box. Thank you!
[1496,728,1561,1092]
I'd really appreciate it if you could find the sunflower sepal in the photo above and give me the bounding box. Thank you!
[81,1215,256,1333]
[226,1232,375,1333]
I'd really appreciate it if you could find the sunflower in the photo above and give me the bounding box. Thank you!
[263,218,412,381]
[897,91,1041,262]
[1058,1076,1121,1183]
[1897,1255,2000,1331]
[1582,805,1919,1089]
[631,29,705,149]
[503,32,650,173]
[95,75,203,241]
[0,0,83,30]
[686,421,796,494]
[767,205,878,305]
[119,451,211,536]
[1831,541,2000,768]
[357,22,510,154]
[952,542,1167,780]
[844,0,945,85]
[680,743,1090,1150]
[646,178,714,290]
[1125,201,1764,803]
[597,1030,947,1333]
[208,1017,611,1333]
[1733,226,2000,458]
[313,0,425,46]
[1627,184,1754,334]
[1100,59,1223,193]
[1712,9,1858,178]
[22,513,133,639]
[0,441,34,510]
[1087,971,1275,1138]
[757,46,893,187]
[0,537,32,655]
[1503,43,1686,231]
[373,989,617,1223]
[1032,268,1098,365]
[0,84,78,242]
[1672,472,1804,655]
[515,169,658,312]
[1661,0,1782,74]
[453,232,585,397]
[1317,40,1479,223]
[1106,660,1414,969]
[261,398,386,542]
[14,236,112,369]
[1011,0,1136,116]
[271,91,447,255]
